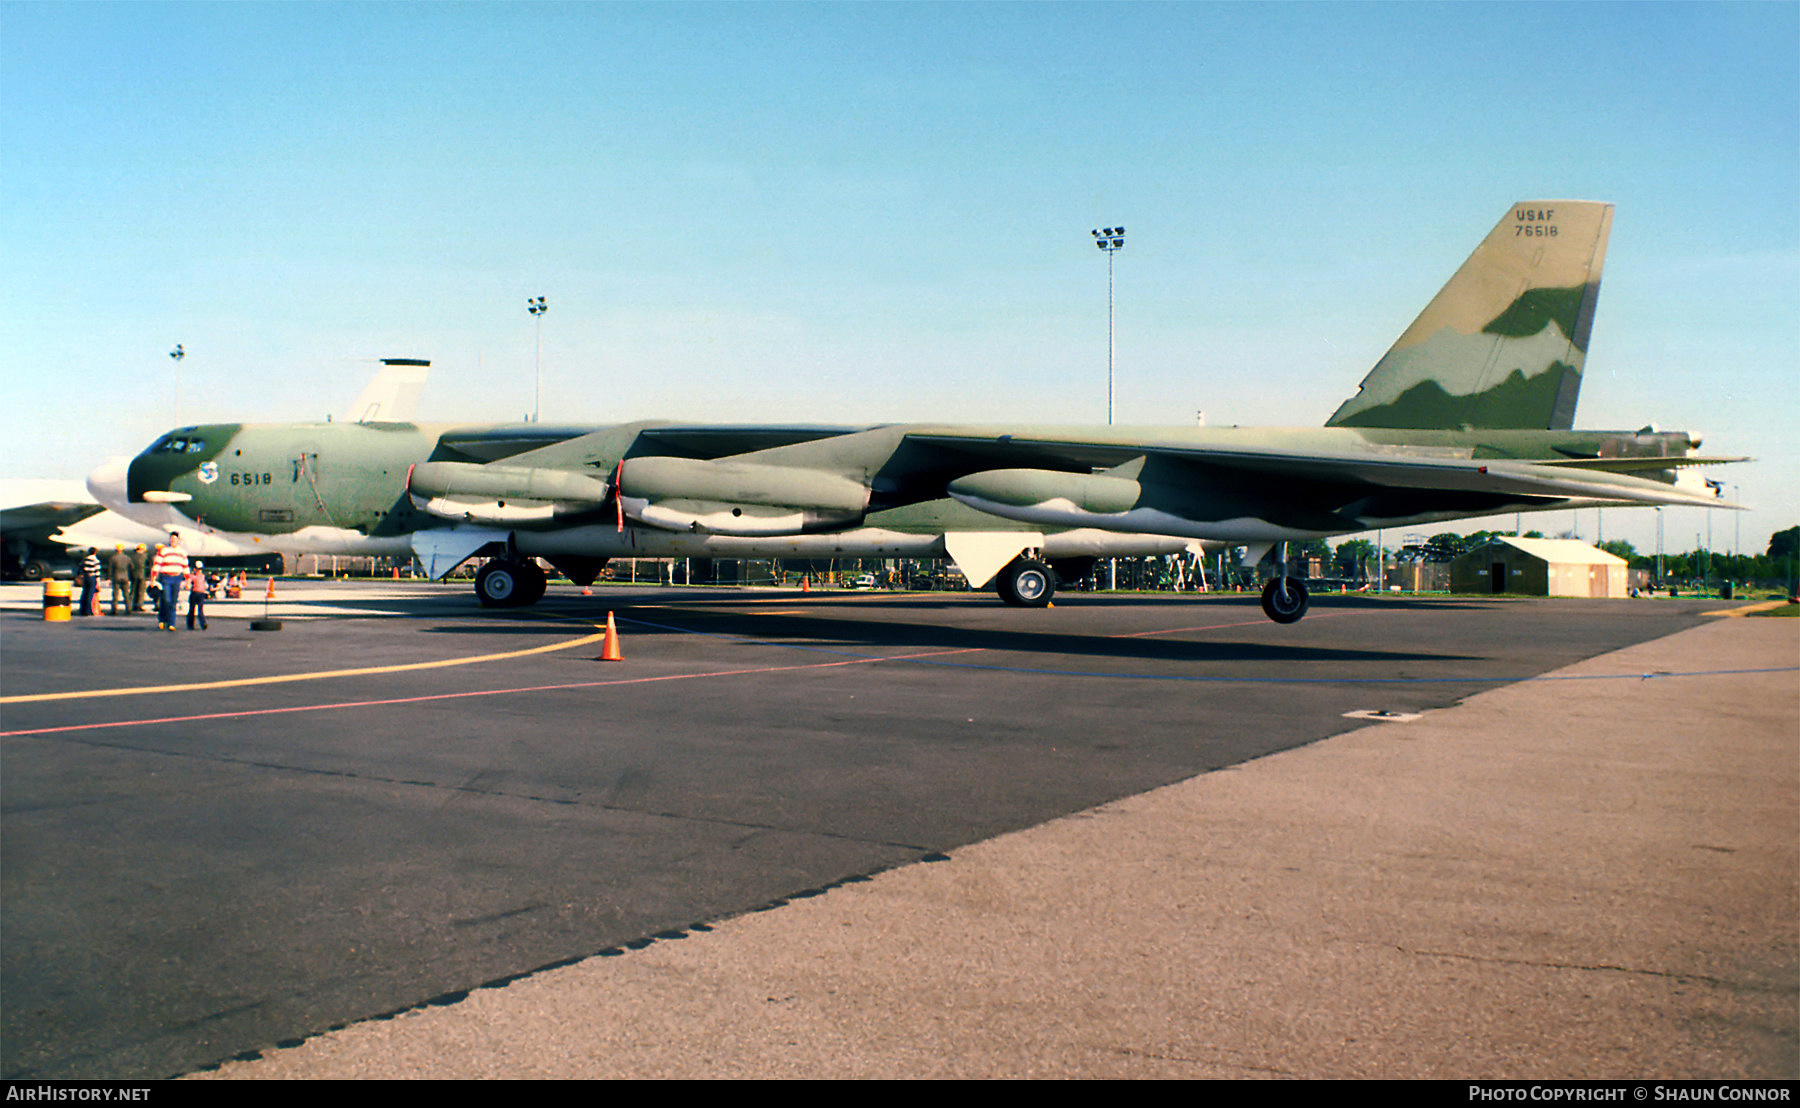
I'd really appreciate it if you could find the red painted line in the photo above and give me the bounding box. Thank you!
[0,648,985,739]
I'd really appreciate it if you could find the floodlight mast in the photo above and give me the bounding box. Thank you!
[527,296,548,422]
[169,344,185,426]
[1091,227,1125,425]
[1091,227,1125,593]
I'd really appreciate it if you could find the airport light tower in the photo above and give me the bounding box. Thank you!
[1732,483,1740,562]
[1092,227,1125,425]
[527,296,548,423]
[169,344,184,426]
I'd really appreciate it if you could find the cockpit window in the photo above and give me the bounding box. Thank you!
[152,436,206,454]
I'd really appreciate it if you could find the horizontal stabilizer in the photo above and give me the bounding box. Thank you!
[1538,455,1750,472]
[1464,461,1743,508]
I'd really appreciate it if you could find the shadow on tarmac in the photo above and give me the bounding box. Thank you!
[406,592,1483,666]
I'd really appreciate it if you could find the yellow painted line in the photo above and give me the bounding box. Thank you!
[2,624,610,705]
[1703,600,1794,618]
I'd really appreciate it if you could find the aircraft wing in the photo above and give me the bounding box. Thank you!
[897,431,1739,540]
[0,480,107,543]
[0,482,110,576]
[635,424,865,458]
[405,420,1739,543]
[1206,450,1739,507]
[1,498,106,538]
[903,432,1737,504]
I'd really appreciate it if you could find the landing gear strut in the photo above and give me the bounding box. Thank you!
[1260,540,1309,623]
[996,556,1055,608]
[475,558,547,608]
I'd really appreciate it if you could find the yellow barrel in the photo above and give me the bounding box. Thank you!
[42,578,72,622]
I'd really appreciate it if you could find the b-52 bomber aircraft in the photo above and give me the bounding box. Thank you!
[96,200,1740,623]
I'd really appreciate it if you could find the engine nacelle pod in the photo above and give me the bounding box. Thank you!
[622,497,864,536]
[407,461,617,526]
[947,468,1142,523]
[409,494,560,525]
[408,462,614,504]
[618,457,870,513]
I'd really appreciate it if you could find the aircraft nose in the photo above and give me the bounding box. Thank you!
[87,456,130,510]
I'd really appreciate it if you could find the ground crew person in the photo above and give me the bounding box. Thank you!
[108,544,131,615]
[129,544,148,612]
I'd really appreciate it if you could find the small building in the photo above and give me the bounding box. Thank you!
[1450,536,1628,598]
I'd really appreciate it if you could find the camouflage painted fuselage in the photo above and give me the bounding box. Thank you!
[98,199,1739,591]
[117,416,1709,556]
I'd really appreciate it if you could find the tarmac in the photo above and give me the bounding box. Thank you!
[172,607,1794,1080]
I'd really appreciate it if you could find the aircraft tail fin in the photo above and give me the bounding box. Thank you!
[348,359,430,423]
[1325,201,1613,431]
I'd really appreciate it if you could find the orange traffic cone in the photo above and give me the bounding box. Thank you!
[265,577,276,600]
[802,575,810,593]
[600,612,623,661]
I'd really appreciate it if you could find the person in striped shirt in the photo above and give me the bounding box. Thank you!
[78,548,102,617]
[150,533,189,631]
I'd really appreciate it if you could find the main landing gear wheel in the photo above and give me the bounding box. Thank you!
[1260,575,1309,624]
[475,558,547,608]
[996,557,1055,608]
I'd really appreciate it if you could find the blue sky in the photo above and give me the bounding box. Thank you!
[3,1,1795,557]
